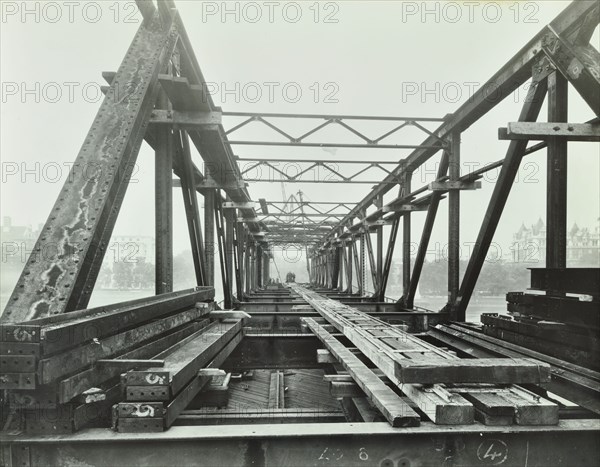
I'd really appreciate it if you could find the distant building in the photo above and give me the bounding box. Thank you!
[567,222,600,265]
[511,218,599,266]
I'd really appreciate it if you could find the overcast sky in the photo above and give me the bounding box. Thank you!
[1,1,599,290]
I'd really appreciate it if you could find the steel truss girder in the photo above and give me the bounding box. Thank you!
[238,159,409,184]
[2,13,180,323]
[318,0,599,245]
[223,112,445,149]
[453,65,549,320]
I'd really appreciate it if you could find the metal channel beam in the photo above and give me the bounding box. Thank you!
[3,421,598,466]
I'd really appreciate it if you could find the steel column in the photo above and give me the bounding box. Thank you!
[402,172,413,298]
[364,229,379,296]
[203,190,215,286]
[346,243,353,293]
[225,199,235,300]
[214,193,231,307]
[448,133,461,312]
[359,232,368,296]
[154,91,174,295]
[546,71,568,268]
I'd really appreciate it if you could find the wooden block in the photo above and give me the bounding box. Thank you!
[508,386,558,425]
[394,358,551,385]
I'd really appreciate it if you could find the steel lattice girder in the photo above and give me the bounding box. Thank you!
[1,13,180,323]
[318,0,600,245]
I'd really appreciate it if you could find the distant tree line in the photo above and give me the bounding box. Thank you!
[419,259,530,296]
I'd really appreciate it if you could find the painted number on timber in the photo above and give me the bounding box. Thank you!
[477,439,508,464]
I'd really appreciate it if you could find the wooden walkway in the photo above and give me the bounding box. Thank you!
[292,285,559,426]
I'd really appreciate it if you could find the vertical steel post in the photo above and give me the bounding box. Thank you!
[546,71,568,268]
[203,189,215,286]
[375,196,383,297]
[448,133,461,315]
[359,232,366,296]
[154,90,173,294]
[214,193,231,308]
[346,242,353,293]
[224,199,235,301]
[402,172,412,298]
[257,244,263,288]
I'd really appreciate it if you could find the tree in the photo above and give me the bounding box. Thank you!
[173,250,196,290]
[113,262,134,289]
[97,264,113,289]
[133,260,154,289]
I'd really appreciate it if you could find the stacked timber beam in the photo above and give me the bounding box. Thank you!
[502,268,600,348]
[424,268,600,415]
[113,317,244,432]
[429,322,600,416]
[498,268,599,370]
[0,287,225,433]
[291,284,559,426]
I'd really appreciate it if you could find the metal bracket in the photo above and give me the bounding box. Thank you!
[428,181,481,191]
[223,201,255,209]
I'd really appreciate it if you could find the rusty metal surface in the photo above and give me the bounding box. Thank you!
[1,15,179,323]
[1,420,599,467]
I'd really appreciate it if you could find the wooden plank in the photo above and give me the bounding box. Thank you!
[507,386,559,425]
[481,313,599,352]
[395,358,550,385]
[158,75,212,112]
[293,285,548,385]
[303,318,420,427]
[501,122,600,141]
[483,325,599,370]
[506,292,599,328]
[434,324,600,415]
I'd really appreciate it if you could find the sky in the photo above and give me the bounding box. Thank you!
[1,0,599,294]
